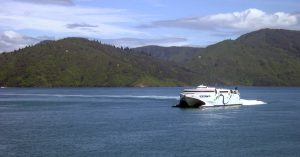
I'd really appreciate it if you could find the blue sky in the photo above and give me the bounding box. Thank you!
[0,0,300,52]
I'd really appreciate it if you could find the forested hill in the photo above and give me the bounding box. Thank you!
[0,29,300,87]
[188,29,300,86]
[133,46,203,63]
[0,38,200,87]
[135,29,300,86]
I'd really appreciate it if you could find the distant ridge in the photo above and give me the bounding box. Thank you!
[134,29,300,86]
[0,29,300,87]
[186,29,300,85]
[0,38,200,87]
[133,46,203,63]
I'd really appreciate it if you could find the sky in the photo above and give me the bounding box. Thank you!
[0,0,300,52]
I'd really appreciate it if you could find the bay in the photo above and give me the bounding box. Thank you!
[0,87,299,157]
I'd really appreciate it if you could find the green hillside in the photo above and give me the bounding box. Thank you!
[135,29,300,86]
[186,29,300,86]
[133,46,203,63]
[0,38,200,87]
[0,29,299,87]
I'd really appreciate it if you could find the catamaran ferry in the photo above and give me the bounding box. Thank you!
[177,85,241,108]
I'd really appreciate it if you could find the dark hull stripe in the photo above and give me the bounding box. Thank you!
[184,91,215,92]
[203,104,242,107]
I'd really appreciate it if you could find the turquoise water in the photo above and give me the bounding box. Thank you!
[0,87,300,157]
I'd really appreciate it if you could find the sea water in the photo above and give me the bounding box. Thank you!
[0,87,299,157]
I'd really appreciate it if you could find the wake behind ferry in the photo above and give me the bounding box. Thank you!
[177,85,241,108]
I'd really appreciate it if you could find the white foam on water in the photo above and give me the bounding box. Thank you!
[1,94,265,104]
[0,93,179,100]
[123,95,179,100]
[240,99,266,105]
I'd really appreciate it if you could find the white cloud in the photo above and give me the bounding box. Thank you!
[0,30,187,52]
[0,1,142,38]
[0,31,41,52]
[66,23,98,29]
[149,8,300,31]
[13,0,74,6]
[103,37,188,48]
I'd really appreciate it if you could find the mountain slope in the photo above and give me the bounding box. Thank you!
[0,38,200,87]
[237,29,300,57]
[133,29,300,86]
[0,29,299,87]
[133,45,203,63]
[186,29,300,85]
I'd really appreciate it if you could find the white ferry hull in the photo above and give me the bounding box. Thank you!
[179,95,241,107]
[177,85,242,108]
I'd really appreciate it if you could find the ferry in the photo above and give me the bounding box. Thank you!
[177,85,241,108]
